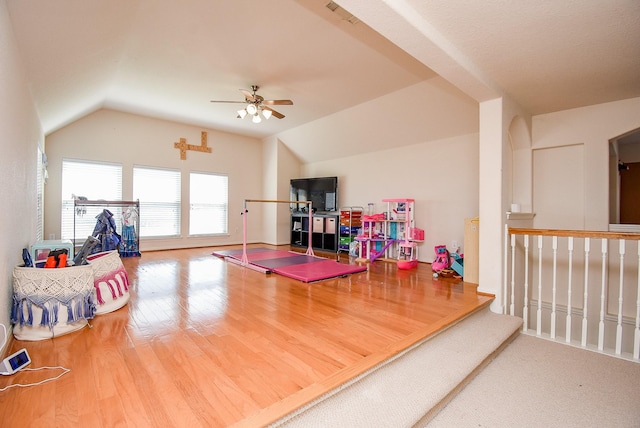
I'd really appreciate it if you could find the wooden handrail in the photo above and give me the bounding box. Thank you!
[508,227,640,241]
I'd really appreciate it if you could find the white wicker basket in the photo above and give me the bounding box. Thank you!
[12,264,95,341]
[86,250,130,314]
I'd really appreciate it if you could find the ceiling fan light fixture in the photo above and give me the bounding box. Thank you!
[246,103,257,115]
[211,85,292,123]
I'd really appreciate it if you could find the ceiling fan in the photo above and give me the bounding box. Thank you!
[210,85,293,122]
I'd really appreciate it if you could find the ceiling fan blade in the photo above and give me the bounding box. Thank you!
[262,106,285,119]
[263,99,293,106]
[210,100,246,103]
[240,89,255,101]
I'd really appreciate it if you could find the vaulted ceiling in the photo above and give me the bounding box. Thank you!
[6,0,640,162]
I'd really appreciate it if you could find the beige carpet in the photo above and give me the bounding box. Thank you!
[426,334,640,428]
[271,307,640,428]
[272,308,522,427]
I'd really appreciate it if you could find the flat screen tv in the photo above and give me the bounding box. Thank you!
[290,176,338,213]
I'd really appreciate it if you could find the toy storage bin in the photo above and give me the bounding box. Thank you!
[339,236,354,250]
[312,217,324,233]
[325,217,336,233]
[340,226,360,235]
[30,239,74,265]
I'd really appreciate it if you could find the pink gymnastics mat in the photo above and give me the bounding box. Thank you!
[212,248,367,283]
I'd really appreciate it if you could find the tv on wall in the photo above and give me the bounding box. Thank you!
[290,177,338,213]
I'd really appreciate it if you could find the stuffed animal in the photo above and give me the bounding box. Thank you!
[432,245,450,272]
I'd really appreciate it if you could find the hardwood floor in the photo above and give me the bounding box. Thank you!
[0,245,493,427]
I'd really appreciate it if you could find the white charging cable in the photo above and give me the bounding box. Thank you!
[0,323,71,391]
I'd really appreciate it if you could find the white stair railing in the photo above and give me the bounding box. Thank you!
[504,226,640,362]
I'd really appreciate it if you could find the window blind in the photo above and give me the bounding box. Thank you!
[133,166,181,237]
[61,159,122,241]
[36,148,44,241]
[189,172,228,235]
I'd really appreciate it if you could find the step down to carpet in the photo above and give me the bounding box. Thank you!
[271,307,523,427]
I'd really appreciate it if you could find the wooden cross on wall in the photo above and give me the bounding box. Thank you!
[174,131,212,160]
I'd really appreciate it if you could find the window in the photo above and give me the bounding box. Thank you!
[61,159,122,241]
[36,148,45,242]
[189,172,228,235]
[133,166,181,237]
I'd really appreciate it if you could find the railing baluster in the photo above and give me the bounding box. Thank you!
[510,233,516,316]
[599,238,608,351]
[566,237,573,343]
[582,238,590,347]
[635,240,640,360]
[523,234,529,332]
[616,240,625,355]
[551,236,558,339]
[537,235,543,336]
[506,227,640,361]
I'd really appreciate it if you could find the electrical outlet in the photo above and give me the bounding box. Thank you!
[49,234,55,240]
[451,240,458,251]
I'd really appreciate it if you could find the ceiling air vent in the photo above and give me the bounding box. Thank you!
[326,1,360,24]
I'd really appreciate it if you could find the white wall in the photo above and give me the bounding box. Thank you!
[532,97,640,230]
[478,98,507,311]
[301,133,479,262]
[273,76,480,262]
[261,137,279,245]
[508,115,533,212]
[276,78,479,165]
[261,137,302,245]
[275,140,302,245]
[45,109,264,250]
[0,2,43,352]
[533,144,585,229]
